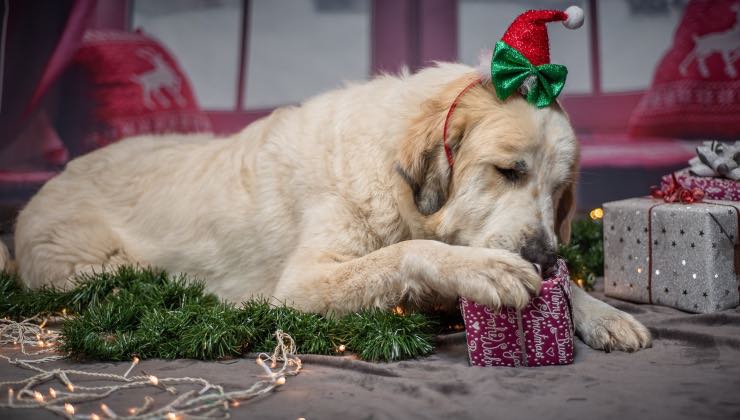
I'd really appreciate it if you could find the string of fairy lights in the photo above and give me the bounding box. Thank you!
[0,316,302,419]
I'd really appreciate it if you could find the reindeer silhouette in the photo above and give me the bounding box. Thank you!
[679,3,740,78]
[131,48,187,110]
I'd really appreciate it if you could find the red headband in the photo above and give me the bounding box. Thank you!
[442,79,483,172]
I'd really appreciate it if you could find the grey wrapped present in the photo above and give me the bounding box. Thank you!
[603,197,739,313]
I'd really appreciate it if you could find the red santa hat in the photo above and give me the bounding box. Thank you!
[475,5,584,107]
[444,6,585,170]
[501,6,584,66]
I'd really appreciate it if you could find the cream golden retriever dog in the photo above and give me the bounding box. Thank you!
[3,63,650,352]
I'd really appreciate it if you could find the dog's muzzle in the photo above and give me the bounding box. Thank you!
[520,231,558,276]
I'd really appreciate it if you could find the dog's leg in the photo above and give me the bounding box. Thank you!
[570,285,651,352]
[272,239,541,315]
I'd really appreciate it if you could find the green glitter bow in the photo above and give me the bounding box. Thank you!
[490,40,568,108]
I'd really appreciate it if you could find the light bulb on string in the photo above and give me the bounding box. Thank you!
[589,207,604,220]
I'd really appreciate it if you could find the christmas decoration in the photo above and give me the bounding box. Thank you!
[460,259,574,367]
[660,154,740,201]
[558,217,603,291]
[652,172,706,204]
[0,267,434,363]
[486,6,584,108]
[603,197,739,313]
[628,0,740,140]
[0,226,604,417]
[660,168,740,202]
[0,316,301,419]
[0,219,604,364]
[61,30,212,155]
[445,5,584,171]
[689,141,740,181]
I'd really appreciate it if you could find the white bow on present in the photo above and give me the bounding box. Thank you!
[689,140,740,181]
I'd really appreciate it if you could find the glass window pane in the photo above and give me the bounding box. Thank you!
[245,0,370,109]
[458,0,592,94]
[132,0,241,109]
[599,0,684,92]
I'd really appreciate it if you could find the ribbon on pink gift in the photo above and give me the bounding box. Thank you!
[650,172,705,204]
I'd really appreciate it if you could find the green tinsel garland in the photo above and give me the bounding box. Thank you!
[0,218,603,363]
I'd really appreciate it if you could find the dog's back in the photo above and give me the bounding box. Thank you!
[13,133,228,288]
[10,63,473,301]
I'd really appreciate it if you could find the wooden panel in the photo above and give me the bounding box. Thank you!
[92,0,130,30]
[419,0,457,66]
[560,92,643,134]
[371,0,416,73]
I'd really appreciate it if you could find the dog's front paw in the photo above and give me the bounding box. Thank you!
[577,306,652,352]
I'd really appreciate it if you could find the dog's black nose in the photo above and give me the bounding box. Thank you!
[522,249,558,276]
[520,235,558,276]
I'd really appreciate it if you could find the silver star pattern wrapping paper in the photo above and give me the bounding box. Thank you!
[603,198,739,314]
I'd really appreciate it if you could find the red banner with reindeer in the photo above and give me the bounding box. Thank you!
[629,0,740,140]
[59,30,212,154]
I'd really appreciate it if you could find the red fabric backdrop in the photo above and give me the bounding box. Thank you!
[629,0,740,139]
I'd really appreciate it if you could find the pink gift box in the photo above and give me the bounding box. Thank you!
[460,259,575,367]
[661,168,740,202]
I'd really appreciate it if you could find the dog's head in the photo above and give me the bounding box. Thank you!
[397,74,578,271]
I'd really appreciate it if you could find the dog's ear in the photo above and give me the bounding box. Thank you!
[555,182,576,245]
[396,95,457,216]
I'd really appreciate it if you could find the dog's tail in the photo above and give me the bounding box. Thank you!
[0,238,14,274]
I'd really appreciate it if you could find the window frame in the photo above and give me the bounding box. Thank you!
[106,0,641,134]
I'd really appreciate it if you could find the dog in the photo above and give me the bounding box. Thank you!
[2,62,651,352]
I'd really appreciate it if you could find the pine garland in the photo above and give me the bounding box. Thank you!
[0,217,603,363]
[558,218,604,291]
[0,267,435,362]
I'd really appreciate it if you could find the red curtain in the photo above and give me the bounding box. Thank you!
[0,0,95,169]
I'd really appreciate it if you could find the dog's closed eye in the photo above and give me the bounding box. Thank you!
[495,166,524,182]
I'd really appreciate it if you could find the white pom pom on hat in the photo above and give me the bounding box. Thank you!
[563,5,585,29]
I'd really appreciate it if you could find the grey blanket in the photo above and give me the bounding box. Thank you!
[2,284,739,420]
